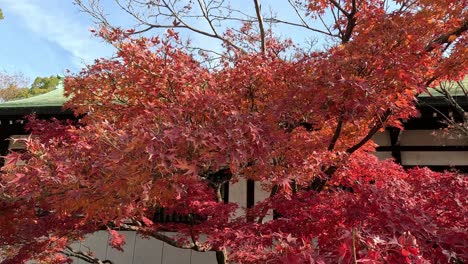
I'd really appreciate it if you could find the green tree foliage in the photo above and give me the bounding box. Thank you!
[0,86,29,102]
[30,75,62,96]
[0,8,4,20]
[0,73,61,102]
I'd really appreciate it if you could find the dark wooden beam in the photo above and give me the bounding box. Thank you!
[222,182,229,203]
[403,165,468,173]
[246,180,255,209]
[377,145,468,151]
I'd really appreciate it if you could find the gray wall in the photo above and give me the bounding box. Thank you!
[69,231,217,264]
[374,129,468,166]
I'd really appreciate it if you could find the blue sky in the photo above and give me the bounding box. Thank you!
[0,0,115,81]
[0,0,332,83]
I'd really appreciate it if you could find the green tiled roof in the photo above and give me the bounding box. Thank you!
[0,82,67,108]
[0,76,465,111]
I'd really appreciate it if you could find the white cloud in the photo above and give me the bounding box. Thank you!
[2,0,113,68]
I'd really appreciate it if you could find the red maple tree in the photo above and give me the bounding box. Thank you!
[1,1,467,263]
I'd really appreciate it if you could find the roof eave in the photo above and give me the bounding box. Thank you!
[0,106,72,116]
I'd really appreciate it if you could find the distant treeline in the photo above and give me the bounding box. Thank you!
[0,72,62,102]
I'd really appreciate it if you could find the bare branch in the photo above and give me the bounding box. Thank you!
[328,0,350,17]
[113,222,215,252]
[253,0,266,53]
[63,246,114,264]
[75,0,246,53]
[264,17,336,37]
[423,101,468,138]
[74,0,112,28]
[197,0,219,36]
[329,3,344,39]
[438,83,467,124]
[160,0,245,52]
[287,0,309,27]
[317,14,334,36]
[457,81,468,96]
[132,24,186,34]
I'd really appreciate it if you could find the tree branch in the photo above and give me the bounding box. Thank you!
[346,109,392,154]
[425,19,468,52]
[438,84,467,124]
[308,109,392,192]
[253,0,266,53]
[264,17,336,37]
[63,246,114,264]
[257,185,278,224]
[160,0,245,52]
[341,0,357,43]
[329,4,344,39]
[328,112,344,151]
[197,0,221,39]
[328,0,350,17]
[108,218,222,254]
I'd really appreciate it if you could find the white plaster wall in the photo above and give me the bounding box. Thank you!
[228,178,247,218]
[373,151,392,161]
[372,131,391,146]
[254,181,273,222]
[401,151,468,166]
[72,231,217,264]
[373,129,468,147]
[400,130,468,146]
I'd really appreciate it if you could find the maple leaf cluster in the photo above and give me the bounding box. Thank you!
[1,0,467,263]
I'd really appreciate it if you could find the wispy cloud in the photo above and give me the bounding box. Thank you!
[2,0,113,68]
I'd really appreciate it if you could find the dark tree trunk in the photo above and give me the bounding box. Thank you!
[216,250,227,264]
